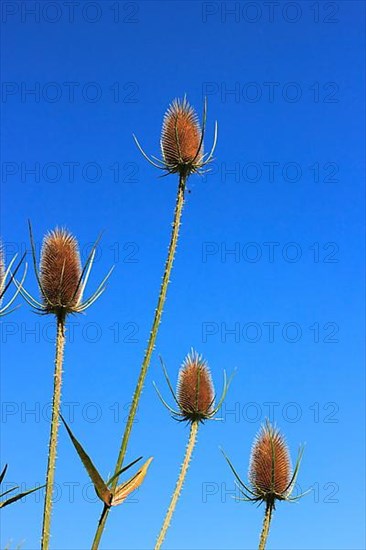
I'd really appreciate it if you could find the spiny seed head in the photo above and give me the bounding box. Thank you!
[177,350,214,423]
[249,422,291,502]
[161,97,203,176]
[40,228,82,316]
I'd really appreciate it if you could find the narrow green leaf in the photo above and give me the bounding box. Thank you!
[0,484,45,509]
[60,414,112,506]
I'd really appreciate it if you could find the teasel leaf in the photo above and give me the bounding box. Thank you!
[106,456,143,487]
[111,457,153,506]
[0,484,45,509]
[60,414,112,506]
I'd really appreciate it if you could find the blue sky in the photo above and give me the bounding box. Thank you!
[0,1,365,549]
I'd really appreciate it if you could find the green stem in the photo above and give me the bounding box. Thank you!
[155,421,199,550]
[41,314,66,550]
[91,175,186,550]
[258,501,273,550]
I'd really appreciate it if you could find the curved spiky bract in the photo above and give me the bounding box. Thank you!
[249,421,291,501]
[0,243,27,316]
[40,228,82,315]
[161,97,203,175]
[0,243,4,306]
[177,350,214,422]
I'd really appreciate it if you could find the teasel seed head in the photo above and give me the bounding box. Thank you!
[133,96,217,178]
[222,420,307,507]
[16,222,114,319]
[177,350,214,423]
[40,228,82,316]
[160,98,203,176]
[154,350,233,424]
[249,422,291,503]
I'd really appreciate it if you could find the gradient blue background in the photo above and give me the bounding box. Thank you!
[0,1,365,549]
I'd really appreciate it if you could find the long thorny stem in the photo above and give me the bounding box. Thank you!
[259,501,273,550]
[41,314,66,550]
[155,421,199,550]
[92,174,187,550]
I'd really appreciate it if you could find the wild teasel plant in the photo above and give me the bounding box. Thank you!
[92,97,217,549]
[16,223,113,550]
[154,350,232,550]
[222,420,307,550]
[0,243,27,317]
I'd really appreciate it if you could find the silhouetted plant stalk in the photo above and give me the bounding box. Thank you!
[222,420,308,550]
[91,97,217,549]
[17,224,112,550]
[154,351,231,549]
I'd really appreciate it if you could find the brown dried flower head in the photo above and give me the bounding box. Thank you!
[40,228,82,315]
[161,98,203,176]
[154,351,231,425]
[177,350,215,423]
[133,97,217,179]
[249,422,291,502]
[23,223,113,319]
[222,421,306,512]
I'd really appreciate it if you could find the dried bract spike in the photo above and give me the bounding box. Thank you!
[249,422,291,501]
[161,98,203,175]
[40,228,82,315]
[0,242,27,317]
[177,350,214,423]
[0,244,4,306]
